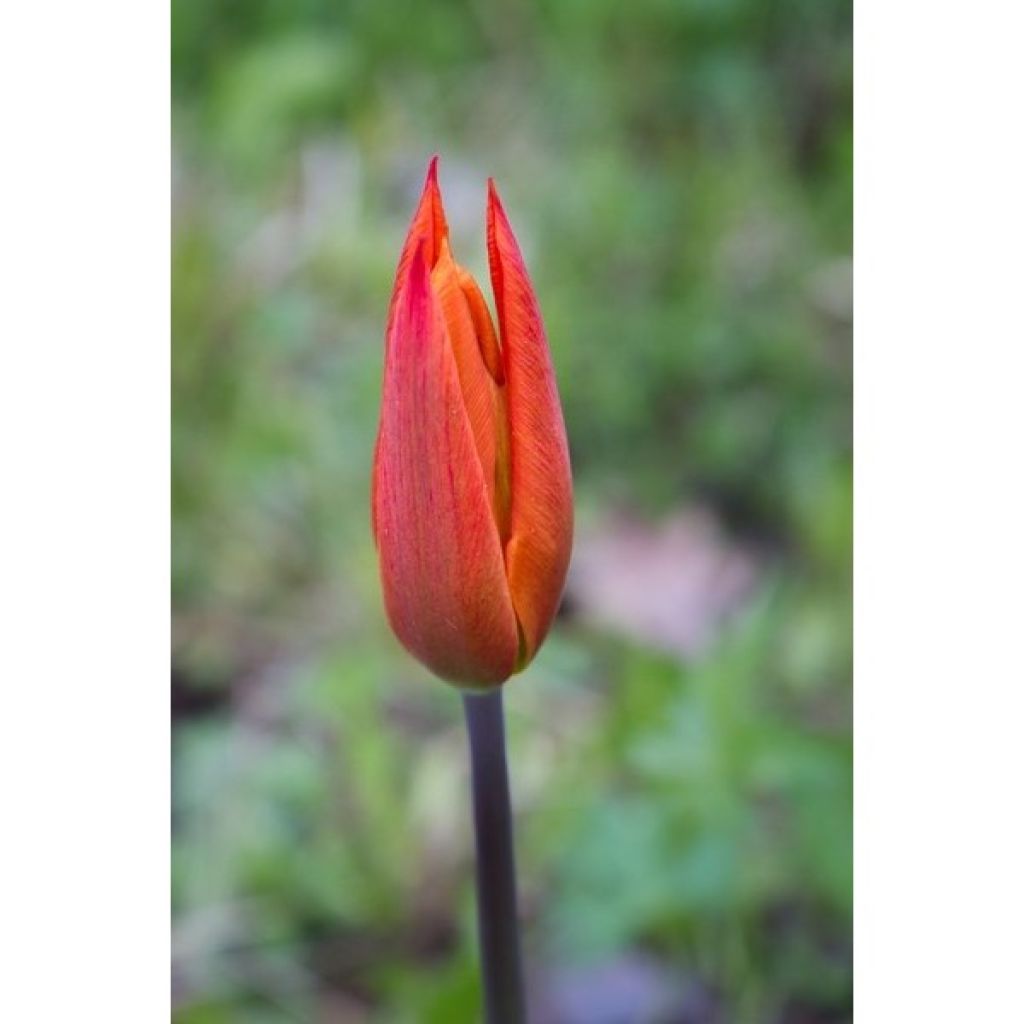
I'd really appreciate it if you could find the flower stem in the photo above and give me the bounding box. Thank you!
[462,690,526,1024]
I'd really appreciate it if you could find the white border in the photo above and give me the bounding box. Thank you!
[1,2,169,1019]
[856,0,1024,1018]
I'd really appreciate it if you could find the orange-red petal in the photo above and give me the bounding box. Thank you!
[374,156,449,545]
[373,241,520,686]
[486,180,574,668]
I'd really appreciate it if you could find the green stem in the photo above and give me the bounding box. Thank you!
[462,690,526,1024]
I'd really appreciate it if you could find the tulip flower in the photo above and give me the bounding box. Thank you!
[372,158,572,1022]
[372,157,573,688]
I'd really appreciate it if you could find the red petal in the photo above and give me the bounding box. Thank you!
[374,156,449,545]
[373,241,519,685]
[486,180,574,668]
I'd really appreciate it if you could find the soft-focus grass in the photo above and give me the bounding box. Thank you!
[172,2,851,1020]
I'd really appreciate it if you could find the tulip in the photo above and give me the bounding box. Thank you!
[372,157,573,688]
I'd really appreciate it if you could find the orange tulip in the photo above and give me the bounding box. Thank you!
[372,157,573,687]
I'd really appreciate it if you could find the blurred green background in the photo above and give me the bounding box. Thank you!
[172,1,851,1021]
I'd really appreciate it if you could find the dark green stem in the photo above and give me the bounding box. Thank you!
[462,690,526,1024]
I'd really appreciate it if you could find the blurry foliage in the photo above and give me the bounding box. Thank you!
[172,0,851,1020]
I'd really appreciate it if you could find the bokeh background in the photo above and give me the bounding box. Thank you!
[172,2,851,1021]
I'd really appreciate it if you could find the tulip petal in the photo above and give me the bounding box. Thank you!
[374,156,449,545]
[486,180,573,667]
[374,241,520,685]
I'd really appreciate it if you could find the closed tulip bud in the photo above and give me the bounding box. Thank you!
[372,157,573,687]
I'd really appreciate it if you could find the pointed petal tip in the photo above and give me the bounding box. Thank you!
[486,176,505,217]
[394,161,448,286]
[420,156,442,209]
[486,178,519,257]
